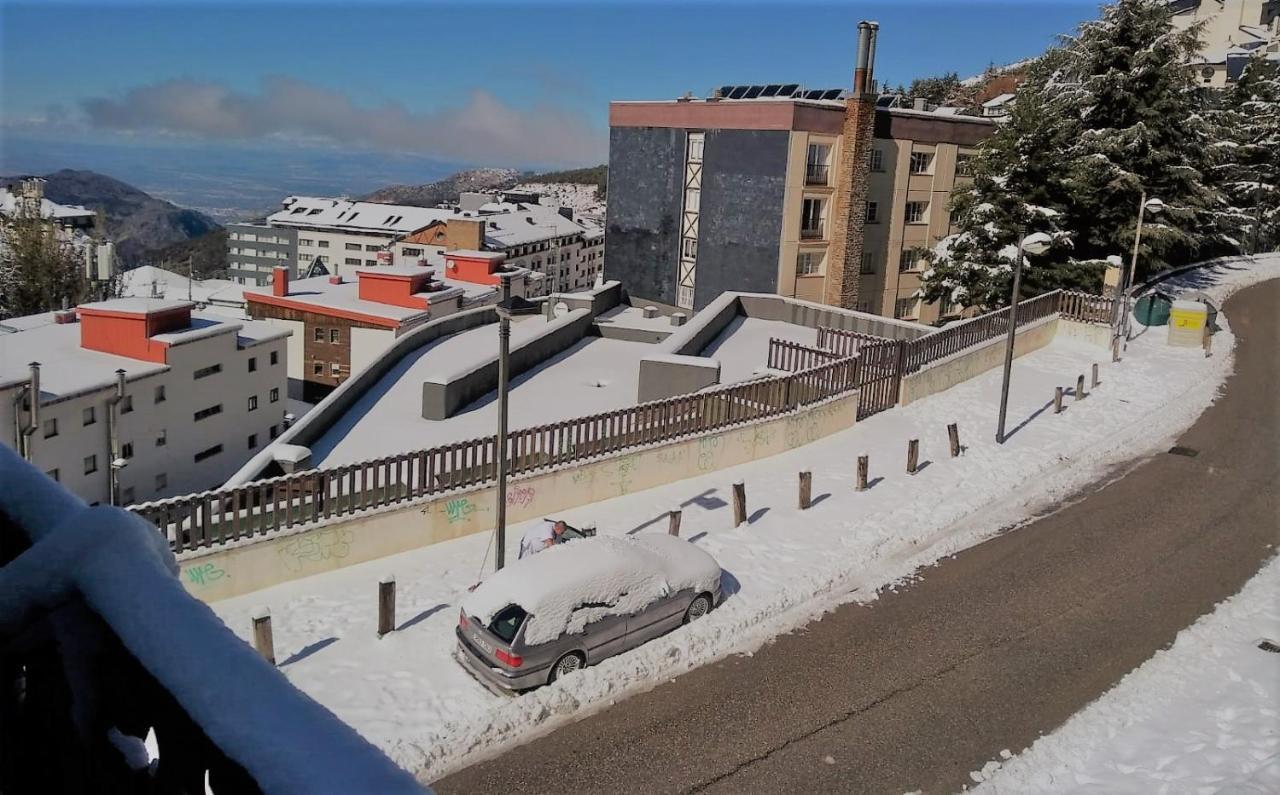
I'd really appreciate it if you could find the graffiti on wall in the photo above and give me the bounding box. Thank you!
[184,562,227,587]
[278,527,354,573]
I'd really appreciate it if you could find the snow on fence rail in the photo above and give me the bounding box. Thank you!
[1059,289,1117,325]
[129,288,1114,554]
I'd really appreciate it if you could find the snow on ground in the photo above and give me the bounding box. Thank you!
[972,557,1279,793]
[701,315,818,383]
[312,316,804,467]
[211,256,1279,783]
[513,182,604,216]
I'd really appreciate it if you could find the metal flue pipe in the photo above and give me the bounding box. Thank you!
[853,21,873,96]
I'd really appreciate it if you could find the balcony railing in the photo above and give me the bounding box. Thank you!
[804,163,830,185]
[800,223,826,240]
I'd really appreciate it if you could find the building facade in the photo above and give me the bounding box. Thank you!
[227,224,297,285]
[1169,0,1279,87]
[1,177,116,297]
[605,93,994,324]
[0,298,289,506]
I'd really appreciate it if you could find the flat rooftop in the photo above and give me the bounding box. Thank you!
[243,274,434,325]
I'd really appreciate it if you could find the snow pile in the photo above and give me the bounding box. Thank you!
[210,255,1279,783]
[972,557,1280,793]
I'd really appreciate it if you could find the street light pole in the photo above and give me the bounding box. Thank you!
[996,231,1052,444]
[494,278,512,572]
[1116,191,1164,342]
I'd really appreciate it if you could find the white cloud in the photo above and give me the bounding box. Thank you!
[74,76,606,167]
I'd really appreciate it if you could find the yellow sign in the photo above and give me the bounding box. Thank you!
[1170,308,1205,331]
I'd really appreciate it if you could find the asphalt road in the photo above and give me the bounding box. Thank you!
[437,280,1280,794]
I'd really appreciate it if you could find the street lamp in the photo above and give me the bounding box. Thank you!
[1116,192,1164,340]
[996,230,1053,444]
[493,275,539,572]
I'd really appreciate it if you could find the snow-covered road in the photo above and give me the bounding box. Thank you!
[211,255,1279,782]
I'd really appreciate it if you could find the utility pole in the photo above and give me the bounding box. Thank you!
[996,231,1051,444]
[188,255,194,302]
[1253,179,1265,255]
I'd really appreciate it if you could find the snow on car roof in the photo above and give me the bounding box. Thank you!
[461,534,719,646]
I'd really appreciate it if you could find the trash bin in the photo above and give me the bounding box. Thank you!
[1133,292,1173,326]
[1168,300,1207,347]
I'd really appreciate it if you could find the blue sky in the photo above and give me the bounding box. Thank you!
[1,1,1100,169]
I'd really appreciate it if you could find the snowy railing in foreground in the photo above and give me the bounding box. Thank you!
[131,354,862,553]
[903,290,1063,374]
[0,445,423,794]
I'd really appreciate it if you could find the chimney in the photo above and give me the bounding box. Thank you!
[853,21,873,96]
[913,97,927,111]
[272,266,289,297]
[865,22,879,91]
[445,218,485,252]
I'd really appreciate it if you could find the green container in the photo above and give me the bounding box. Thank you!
[1134,294,1173,327]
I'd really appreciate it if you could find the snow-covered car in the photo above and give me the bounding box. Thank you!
[456,534,722,692]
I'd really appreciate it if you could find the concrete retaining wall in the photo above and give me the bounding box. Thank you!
[737,294,934,340]
[899,317,1058,405]
[421,308,594,420]
[1057,318,1113,349]
[178,391,860,602]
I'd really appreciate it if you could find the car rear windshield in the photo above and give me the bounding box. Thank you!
[488,604,528,644]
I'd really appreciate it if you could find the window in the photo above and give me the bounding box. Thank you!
[684,188,700,213]
[329,328,340,344]
[806,143,831,184]
[248,395,259,411]
[956,154,974,177]
[895,297,918,318]
[299,253,313,262]
[857,300,872,313]
[869,148,884,172]
[330,363,341,376]
[801,198,825,238]
[940,295,958,316]
[314,327,325,342]
[193,404,223,422]
[270,387,280,403]
[860,251,877,274]
[345,258,361,266]
[488,604,529,643]
[155,473,167,491]
[121,442,133,459]
[270,351,279,366]
[154,385,166,403]
[193,444,223,463]
[156,429,166,447]
[905,201,929,224]
[345,242,362,251]
[84,454,97,475]
[248,433,258,449]
[318,240,329,248]
[43,418,58,438]
[299,238,313,246]
[83,406,96,426]
[269,424,280,440]
[121,487,134,505]
[901,247,927,271]
[681,238,698,259]
[866,201,879,223]
[193,364,222,380]
[47,468,59,482]
[248,357,257,373]
[365,244,380,252]
[313,362,324,376]
[687,131,705,163]
[402,247,423,257]
[909,152,933,175]
[796,251,824,276]
[121,395,133,414]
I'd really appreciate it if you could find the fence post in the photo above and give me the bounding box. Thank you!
[1203,324,1213,357]
[668,507,682,537]
[1076,374,1086,400]
[1091,363,1100,389]
[1055,386,1064,414]
[732,481,747,527]
[378,575,396,638]
[907,439,919,475]
[948,423,961,458]
[798,471,812,510]
[856,455,869,491]
[252,608,275,666]
[1112,336,1121,363]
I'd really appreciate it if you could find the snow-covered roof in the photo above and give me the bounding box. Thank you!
[79,297,193,315]
[242,273,435,324]
[0,188,96,223]
[269,196,456,236]
[0,317,167,396]
[474,202,592,249]
[461,534,719,646]
[118,265,246,308]
[983,93,1017,108]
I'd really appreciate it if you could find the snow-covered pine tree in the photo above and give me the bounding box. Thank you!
[1213,54,1280,253]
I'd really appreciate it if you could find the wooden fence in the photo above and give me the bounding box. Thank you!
[815,326,892,357]
[767,338,843,372]
[1059,289,1116,324]
[902,290,1062,374]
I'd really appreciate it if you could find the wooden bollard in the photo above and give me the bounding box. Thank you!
[856,455,869,492]
[907,439,919,475]
[1091,363,1100,389]
[732,481,747,527]
[1203,325,1213,357]
[1112,336,1121,363]
[798,471,812,510]
[947,423,961,458]
[1054,386,1064,414]
[1076,374,1086,400]
[668,508,682,537]
[377,575,396,638]
[252,607,275,666]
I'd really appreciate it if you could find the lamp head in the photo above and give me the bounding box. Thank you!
[1144,197,1165,214]
[1021,231,1053,256]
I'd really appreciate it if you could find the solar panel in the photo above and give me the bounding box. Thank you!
[761,84,782,97]
[744,85,764,99]
[822,89,844,100]
[728,86,749,99]
[780,83,800,96]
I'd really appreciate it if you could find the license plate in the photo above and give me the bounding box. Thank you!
[469,630,494,655]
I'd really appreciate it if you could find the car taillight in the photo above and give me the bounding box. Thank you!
[458,610,468,630]
[495,648,523,668]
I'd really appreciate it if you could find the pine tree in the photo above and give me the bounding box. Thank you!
[1213,54,1280,252]
[0,217,90,319]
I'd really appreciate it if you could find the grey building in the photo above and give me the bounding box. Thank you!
[227,224,298,286]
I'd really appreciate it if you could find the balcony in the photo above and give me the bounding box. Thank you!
[800,223,826,240]
[805,163,830,185]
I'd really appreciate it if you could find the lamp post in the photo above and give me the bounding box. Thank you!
[996,230,1053,444]
[1116,191,1164,340]
[493,275,539,571]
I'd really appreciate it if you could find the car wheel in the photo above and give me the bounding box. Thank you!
[548,651,585,684]
[684,593,712,624]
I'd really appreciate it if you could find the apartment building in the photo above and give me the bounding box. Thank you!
[243,259,540,401]
[227,223,297,285]
[1,177,115,290]
[1170,0,1279,87]
[0,298,289,506]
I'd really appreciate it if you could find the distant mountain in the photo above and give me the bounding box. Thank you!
[522,165,607,197]
[140,228,231,280]
[1,169,220,265]
[361,167,521,207]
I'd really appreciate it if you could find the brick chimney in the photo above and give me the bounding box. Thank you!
[825,20,880,310]
[272,266,289,297]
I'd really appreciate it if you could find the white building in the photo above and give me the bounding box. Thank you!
[1169,0,1280,87]
[0,298,289,506]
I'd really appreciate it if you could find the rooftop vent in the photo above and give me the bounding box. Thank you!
[53,309,78,325]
